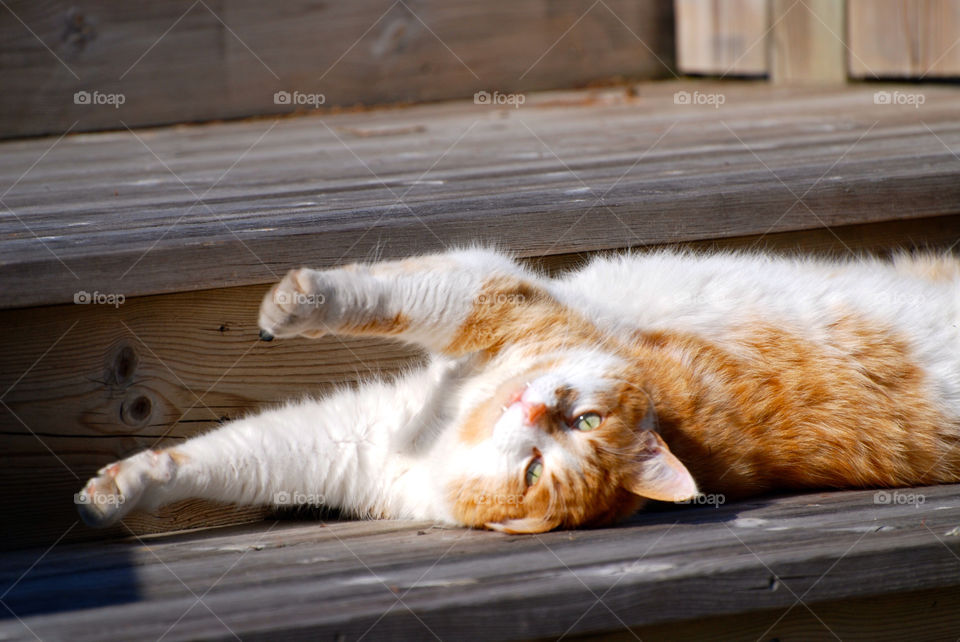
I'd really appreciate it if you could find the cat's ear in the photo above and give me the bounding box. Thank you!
[625,430,698,502]
[485,516,560,534]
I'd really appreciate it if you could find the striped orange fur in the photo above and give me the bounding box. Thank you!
[442,267,960,532]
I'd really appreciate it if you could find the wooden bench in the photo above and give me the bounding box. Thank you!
[2,81,960,638]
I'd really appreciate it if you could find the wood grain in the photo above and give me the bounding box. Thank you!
[771,0,847,84]
[848,0,960,78]
[0,282,423,547]
[675,0,769,76]
[3,82,960,309]
[580,585,960,641]
[0,486,957,640]
[0,0,675,138]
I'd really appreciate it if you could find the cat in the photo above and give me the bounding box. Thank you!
[77,248,960,534]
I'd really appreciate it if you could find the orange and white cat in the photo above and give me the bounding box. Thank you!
[77,249,960,533]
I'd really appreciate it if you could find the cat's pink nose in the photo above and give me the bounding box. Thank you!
[505,384,549,426]
[523,401,547,425]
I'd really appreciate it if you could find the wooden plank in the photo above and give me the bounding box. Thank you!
[848,0,960,78]
[3,215,959,549]
[674,0,769,76]
[2,82,960,310]
[0,486,958,640]
[771,0,847,84]
[592,586,960,641]
[0,0,675,138]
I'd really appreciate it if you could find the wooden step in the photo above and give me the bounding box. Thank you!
[2,81,960,309]
[2,81,960,551]
[1,487,958,640]
[2,79,960,641]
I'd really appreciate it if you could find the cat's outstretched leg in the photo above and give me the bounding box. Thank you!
[259,249,590,356]
[77,371,447,528]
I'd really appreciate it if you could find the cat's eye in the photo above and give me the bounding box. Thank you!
[572,412,602,432]
[525,457,543,487]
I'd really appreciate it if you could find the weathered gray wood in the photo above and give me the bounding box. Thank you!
[3,82,960,310]
[0,486,957,640]
[592,586,960,641]
[0,0,675,138]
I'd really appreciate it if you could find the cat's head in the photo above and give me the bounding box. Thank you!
[446,350,698,533]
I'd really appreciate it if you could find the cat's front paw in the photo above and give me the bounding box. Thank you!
[76,466,128,528]
[259,268,333,340]
[76,450,175,528]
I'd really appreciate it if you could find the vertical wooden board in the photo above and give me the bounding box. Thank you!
[848,0,960,78]
[0,0,675,139]
[675,0,769,76]
[771,0,847,84]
